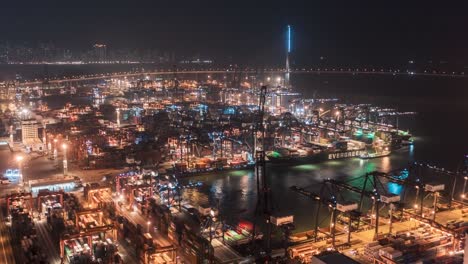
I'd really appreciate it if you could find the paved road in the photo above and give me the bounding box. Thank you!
[118,206,172,247]
[0,201,15,264]
[0,143,18,264]
[115,239,140,264]
[212,238,243,262]
[35,220,62,264]
[23,154,126,185]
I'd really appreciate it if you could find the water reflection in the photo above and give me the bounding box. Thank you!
[387,182,403,195]
[381,156,391,171]
[181,152,412,232]
[293,164,319,171]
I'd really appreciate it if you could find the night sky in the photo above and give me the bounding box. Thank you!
[1,1,467,66]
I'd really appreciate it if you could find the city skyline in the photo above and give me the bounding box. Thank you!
[0,2,467,67]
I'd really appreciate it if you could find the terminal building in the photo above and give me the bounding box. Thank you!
[0,82,17,100]
[21,119,44,152]
[28,176,77,196]
[267,90,301,115]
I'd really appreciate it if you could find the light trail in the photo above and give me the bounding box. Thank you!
[14,68,468,86]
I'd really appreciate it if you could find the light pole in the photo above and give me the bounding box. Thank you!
[462,176,468,199]
[53,139,58,160]
[62,143,68,176]
[147,221,151,233]
[414,185,420,210]
[47,135,52,158]
[116,108,121,128]
[209,209,216,243]
[276,76,282,86]
[9,125,13,144]
[335,111,340,133]
[42,122,47,154]
[16,155,24,186]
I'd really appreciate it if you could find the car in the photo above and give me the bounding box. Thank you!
[1,179,11,184]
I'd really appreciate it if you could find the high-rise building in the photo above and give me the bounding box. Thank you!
[93,44,107,62]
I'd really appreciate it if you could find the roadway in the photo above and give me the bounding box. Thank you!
[35,220,62,264]
[21,154,125,185]
[0,145,15,264]
[211,238,243,263]
[0,200,15,264]
[116,199,245,263]
[117,205,172,248]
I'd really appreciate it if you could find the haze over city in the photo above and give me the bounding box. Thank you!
[1,2,467,67]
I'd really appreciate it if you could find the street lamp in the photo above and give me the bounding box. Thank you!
[414,185,420,213]
[147,221,151,233]
[9,125,13,144]
[462,176,468,199]
[42,122,47,154]
[116,108,121,128]
[16,155,24,186]
[62,143,68,176]
[53,139,58,160]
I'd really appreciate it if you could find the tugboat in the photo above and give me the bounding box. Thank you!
[359,149,391,159]
[391,130,414,150]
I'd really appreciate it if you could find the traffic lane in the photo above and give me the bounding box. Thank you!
[24,155,62,180]
[118,206,172,247]
[212,238,242,262]
[0,200,15,264]
[35,220,62,264]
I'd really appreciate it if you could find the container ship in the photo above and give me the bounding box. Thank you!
[266,139,366,164]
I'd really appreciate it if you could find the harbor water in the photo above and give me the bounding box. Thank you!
[182,73,468,233]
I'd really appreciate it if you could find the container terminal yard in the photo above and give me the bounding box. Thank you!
[2,2,468,263]
[0,65,466,264]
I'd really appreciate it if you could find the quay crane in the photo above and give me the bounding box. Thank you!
[290,184,360,248]
[158,180,203,210]
[251,85,295,259]
[251,85,271,253]
[347,165,461,236]
[325,173,401,240]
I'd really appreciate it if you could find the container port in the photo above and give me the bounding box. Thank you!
[0,15,465,264]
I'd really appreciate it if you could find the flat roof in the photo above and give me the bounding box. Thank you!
[312,252,360,264]
[29,176,75,187]
[23,138,43,144]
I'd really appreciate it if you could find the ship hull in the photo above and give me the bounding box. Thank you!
[267,149,365,165]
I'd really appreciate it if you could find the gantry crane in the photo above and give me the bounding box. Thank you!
[325,173,401,240]
[290,184,360,248]
[251,85,273,255]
